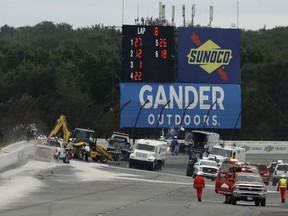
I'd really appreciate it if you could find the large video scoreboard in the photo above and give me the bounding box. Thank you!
[120,26,241,130]
[122,25,175,82]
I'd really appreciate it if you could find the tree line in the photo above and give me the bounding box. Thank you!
[0,21,288,144]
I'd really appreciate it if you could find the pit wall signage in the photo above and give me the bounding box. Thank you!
[177,27,240,84]
[223,141,288,154]
[120,83,241,129]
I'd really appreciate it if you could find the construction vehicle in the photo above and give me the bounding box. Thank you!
[70,128,114,163]
[106,132,131,161]
[48,115,115,163]
[48,115,72,144]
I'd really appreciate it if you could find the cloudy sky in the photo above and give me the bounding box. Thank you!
[0,0,287,30]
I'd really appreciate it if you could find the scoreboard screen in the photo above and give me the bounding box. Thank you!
[122,25,175,82]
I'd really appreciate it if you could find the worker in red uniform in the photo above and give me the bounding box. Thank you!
[277,174,288,203]
[193,171,205,202]
[224,173,234,204]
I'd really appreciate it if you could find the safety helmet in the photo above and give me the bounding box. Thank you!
[281,174,286,178]
[197,171,203,176]
[174,136,177,139]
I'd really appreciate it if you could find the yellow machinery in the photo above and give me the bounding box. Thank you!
[49,115,114,163]
[71,128,114,163]
[49,115,72,143]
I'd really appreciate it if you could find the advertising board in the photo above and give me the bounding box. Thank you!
[120,83,241,129]
[177,27,240,84]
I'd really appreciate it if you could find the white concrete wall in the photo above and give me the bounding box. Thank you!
[0,141,35,170]
[1,139,288,171]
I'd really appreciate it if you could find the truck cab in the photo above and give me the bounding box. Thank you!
[272,162,288,186]
[70,128,97,159]
[208,144,245,166]
[129,139,167,171]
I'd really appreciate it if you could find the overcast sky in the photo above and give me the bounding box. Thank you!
[0,0,287,30]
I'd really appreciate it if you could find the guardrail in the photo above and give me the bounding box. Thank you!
[1,139,288,171]
[0,141,35,170]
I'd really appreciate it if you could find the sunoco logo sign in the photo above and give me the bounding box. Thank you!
[187,39,233,74]
[177,28,240,84]
[186,31,235,81]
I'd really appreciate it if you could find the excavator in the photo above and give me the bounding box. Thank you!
[49,115,114,163]
[48,114,72,143]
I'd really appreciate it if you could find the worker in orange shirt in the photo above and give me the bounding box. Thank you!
[193,171,205,202]
[277,174,288,203]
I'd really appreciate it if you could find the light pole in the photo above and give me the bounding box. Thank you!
[122,0,125,25]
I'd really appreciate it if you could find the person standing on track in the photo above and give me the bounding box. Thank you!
[172,136,179,156]
[277,174,288,203]
[193,171,205,202]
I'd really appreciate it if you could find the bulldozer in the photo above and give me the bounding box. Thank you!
[49,115,114,163]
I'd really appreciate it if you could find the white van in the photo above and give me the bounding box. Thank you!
[129,139,167,171]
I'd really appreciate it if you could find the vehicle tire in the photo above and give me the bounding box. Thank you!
[227,196,231,204]
[231,197,237,205]
[255,199,260,206]
[93,156,101,162]
[151,162,156,171]
[74,147,82,159]
[186,166,193,177]
[100,155,108,163]
[261,199,266,206]
[129,162,133,168]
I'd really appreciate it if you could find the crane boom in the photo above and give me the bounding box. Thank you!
[49,115,72,143]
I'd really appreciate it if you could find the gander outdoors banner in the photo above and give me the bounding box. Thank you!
[178,27,240,84]
[120,83,241,129]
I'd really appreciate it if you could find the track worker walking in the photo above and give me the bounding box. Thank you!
[193,171,205,202]
[277,174,288,203]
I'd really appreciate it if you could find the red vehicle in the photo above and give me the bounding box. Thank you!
[250,163,270,185]
[215,162,267,206]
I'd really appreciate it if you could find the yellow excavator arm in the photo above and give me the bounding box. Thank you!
[49,115,72,143]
